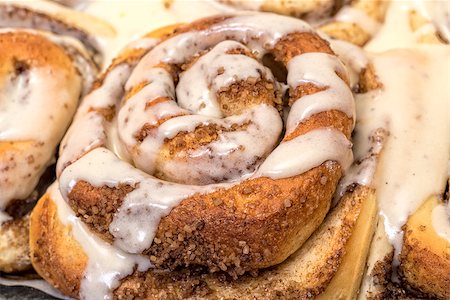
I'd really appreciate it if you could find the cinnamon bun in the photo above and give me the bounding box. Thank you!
[27,13,379,299]
[0,3,99,273]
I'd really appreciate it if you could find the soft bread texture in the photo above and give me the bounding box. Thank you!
[400,196,450,299]
[317,185,377,300]
[30,185,375,299]
[0,215,30,273]
[58,15,354,275]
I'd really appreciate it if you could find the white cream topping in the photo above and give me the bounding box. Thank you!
[128,13,311,78]
[414,0,450,42]
[325,37,369,88]
[334,128,387,206]
[0,277,69,300]
[432,203,450,243]
[151,105,283,185]
[335,6,381,35]
[50,182,152,300]
[0,67,79,141]
[57,63,131,176]
[256,128,353,179]
[365,0,443,52]
[354,47,450,260]
[59,147,230,254]
[215,0,264,12]
[286,52,355,133]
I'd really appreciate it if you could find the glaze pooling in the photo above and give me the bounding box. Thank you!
[354,47,450,262]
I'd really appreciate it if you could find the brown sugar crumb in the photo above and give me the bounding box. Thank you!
[68,181,134,239]
[212,198,223,206]
[217,78,282,116]
[161,122,249,159]
[241,186,254,195]
[284,199,292,208]
[359,63,382,93]
[134,114,186,142]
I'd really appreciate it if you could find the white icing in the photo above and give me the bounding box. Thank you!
[153,105,283,184]
[176,40,275,118]
[354,47,450,262]
[50,182,152,300]
[366,0,443,52]
[128,12,311,79]
[256,128,353,179]
[414,0,450,42]
[325,37,369,88]
[57,63,131,176]
[286,52,355,133]
[431,203,450,243]
[335,6,380,35]
[0,67,80,141]
[215,0,264,12]
[59,147,230,254]
[334,128,387,205]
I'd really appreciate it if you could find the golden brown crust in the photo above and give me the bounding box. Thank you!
[31,184,374,299]
[69,162,341,275]
[30,194,86,298]
[400,197,450,299]
[0,31,76,77]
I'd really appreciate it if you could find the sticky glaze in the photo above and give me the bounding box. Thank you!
[355,48,450,262]
[49,182,152,299]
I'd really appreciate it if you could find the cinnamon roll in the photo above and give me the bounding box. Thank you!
[0,3,99,273]
[27,13,384,299]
